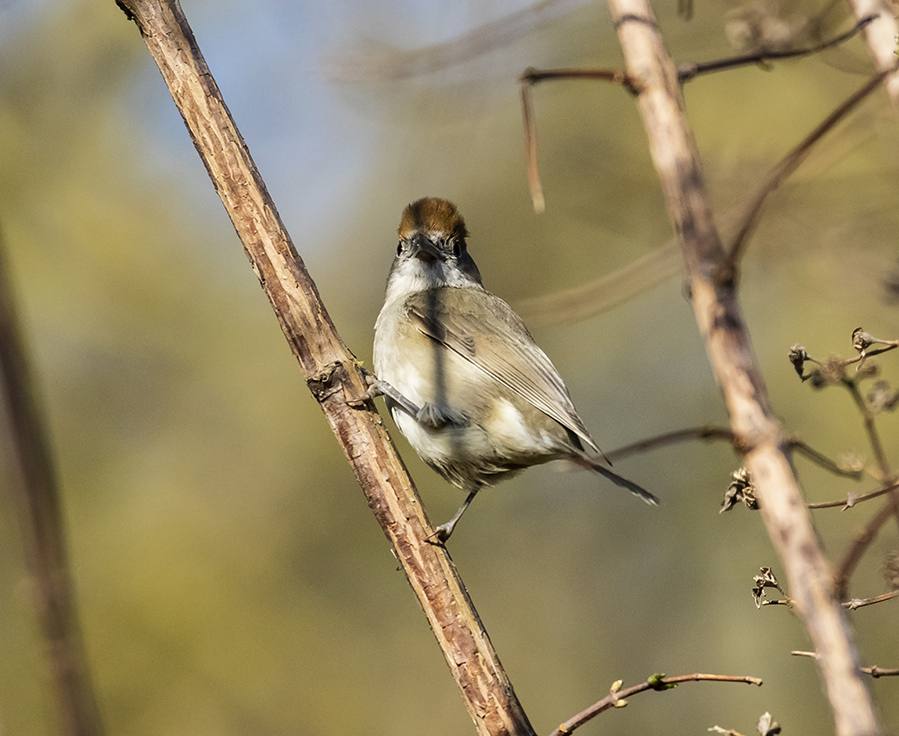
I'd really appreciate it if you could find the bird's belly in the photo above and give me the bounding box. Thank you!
[391,391,564,489]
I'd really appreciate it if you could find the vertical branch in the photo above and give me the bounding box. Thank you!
[606,2,883,735]
[113,2,535,735]
[0,231,104,735]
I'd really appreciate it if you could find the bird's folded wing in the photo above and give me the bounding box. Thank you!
[406,289,599,453]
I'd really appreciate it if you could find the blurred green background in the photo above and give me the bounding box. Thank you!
[1,0,898,734]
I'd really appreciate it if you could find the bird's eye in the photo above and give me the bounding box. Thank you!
[452,241,462,258]
[396,242,403,257]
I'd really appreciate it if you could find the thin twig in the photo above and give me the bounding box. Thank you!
[0,230,103,734]
[520,67,638,89]
[865,666,899,678]
[789,439,865,479]
[707,728,747,736]
[547,673,762,736]
[758,585,898,610]
[807,481,899,510]
[843,588,899,610]
[520,77,544,213]
[842,378,892,481]
[840,369,899,537]
[727,63,894,264]
[604,425,736,462]
[792,650,899,678]
[603,426,857,481]
[835,498,895,599]
[761,598,793,607]
[518,67,637,213]
[677,15,877,81]
[838,344,898,368]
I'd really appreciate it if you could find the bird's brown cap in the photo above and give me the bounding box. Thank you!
[398,197,469,242]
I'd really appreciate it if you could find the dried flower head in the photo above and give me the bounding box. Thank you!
[788,344,808,380]
[752,566,786,608]
[721,467,758,512]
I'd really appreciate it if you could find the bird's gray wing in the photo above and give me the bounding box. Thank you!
[406,288,599,453]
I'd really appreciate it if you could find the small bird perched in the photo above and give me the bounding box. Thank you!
[372,197,657,541]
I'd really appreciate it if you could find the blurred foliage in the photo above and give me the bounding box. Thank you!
[0,1,898,735]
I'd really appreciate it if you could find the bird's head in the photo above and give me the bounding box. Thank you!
[385,197,483,301]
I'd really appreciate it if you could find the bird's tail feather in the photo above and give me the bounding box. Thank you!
[573,453,660,506]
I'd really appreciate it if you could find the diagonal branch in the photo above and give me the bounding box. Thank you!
[114,2,535,735]
[607,1,882,734]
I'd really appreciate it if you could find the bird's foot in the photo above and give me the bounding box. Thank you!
[415,402,467,429]
[426,520,456,545]
[360,370,421,417]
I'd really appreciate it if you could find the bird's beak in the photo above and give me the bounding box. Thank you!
[410,234,442,263]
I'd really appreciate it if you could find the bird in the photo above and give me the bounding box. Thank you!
[372,197,658,542]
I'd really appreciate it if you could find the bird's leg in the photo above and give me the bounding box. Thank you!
[428,487,479,544]
[361,369,421,417]
[362,370,466,429]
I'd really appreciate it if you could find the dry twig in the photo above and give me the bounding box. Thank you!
[835,498,897,599]
[515,42,886,326]
[547,672,762,736]
[807,481,899,510]
[677,15,877,81]
[792,650,899,678]
[842,588,899,610]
